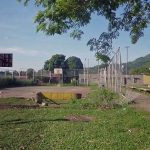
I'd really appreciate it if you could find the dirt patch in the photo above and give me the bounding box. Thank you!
[64,115,95,122]
[0,104,39,109]
[0,103,65,109]
[0,86,90,99]
[130,94,150,112]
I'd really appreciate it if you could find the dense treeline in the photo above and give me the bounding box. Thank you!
[0,78,36,89]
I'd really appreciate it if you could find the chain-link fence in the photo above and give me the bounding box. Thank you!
[0,68,84,84]
[99,48,122,93]
[78,48,123,92]
[0,49,144,93]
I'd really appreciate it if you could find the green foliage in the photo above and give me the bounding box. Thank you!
[70,29,84,40]
[69,87,120,109]
[13,70,19,76]
[90,88,118,104]
[0,78,36,88]
[130,67,150,75]
[18,0,150,56]
[70,78,78,86]
[95,52,110,64]
[82,88,120,108]
[27,68,34,79]
[65,56,83,70]
[44,54,83,71]
[44,54,66,70]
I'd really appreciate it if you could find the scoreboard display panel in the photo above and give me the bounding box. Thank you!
[0,53,13,67]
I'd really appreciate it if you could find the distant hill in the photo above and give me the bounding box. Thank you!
[123,54,150,74]
[89,54,150,75]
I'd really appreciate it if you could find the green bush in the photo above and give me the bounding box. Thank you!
[69,87,121,109]
[0,78,36,88]
[90,88,117,104]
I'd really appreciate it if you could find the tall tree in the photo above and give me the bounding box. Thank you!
[65,56,83,70]
[95,52,110,64]
[13,70,19,76]
[26,68,34,79]
[44,54,66,71]
[18,0,150,56]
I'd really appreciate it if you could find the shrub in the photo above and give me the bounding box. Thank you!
[69,87,121,109]
[0,78,36,88]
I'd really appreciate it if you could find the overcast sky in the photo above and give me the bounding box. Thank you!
[0,0,150,71]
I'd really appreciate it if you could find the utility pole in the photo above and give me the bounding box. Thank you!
[125,46,129,76]
[125,46,129,94]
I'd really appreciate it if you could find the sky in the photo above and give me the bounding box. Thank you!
[0,0,150,71]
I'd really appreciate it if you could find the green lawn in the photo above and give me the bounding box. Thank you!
[0,97,35,105]
[1,89,150,149]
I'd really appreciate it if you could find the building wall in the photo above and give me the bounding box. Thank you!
[79,73,144,85]
[143,75,150,84]
[122,75,143,85]
[79,74,99,85]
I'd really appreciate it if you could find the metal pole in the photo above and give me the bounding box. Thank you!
[12,70,14,79]
[126,46,129,87]
[74,69,75,77]
[104,68,107,87]
[98,60,100,86]
[84,58,86,85]
[125,46,129,94]
[108,64,110,89]
[19,71,21,79]
[5,70,7,78]
[41,69,43,80]
[114,54,117,92]
[49,71,51,84]
[87,58,89,86]
[62,70,63,85]
[125,46,129,77]
[119,51,122,92]
[33,70,34,81]
[26,71,27,80]
[83,67,85,85]
[88,58,89,85]
[112,59,114,91]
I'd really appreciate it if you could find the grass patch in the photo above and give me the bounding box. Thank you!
[0,97,35,105]
[1,106,150,149]
[68,87,122,109]
[1,86,150,149]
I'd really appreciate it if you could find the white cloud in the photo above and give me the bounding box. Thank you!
[0,47,51,70]
[0,47,50,56]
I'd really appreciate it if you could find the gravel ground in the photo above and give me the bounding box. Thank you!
[124,89,150,112]
[0,86,90,99]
